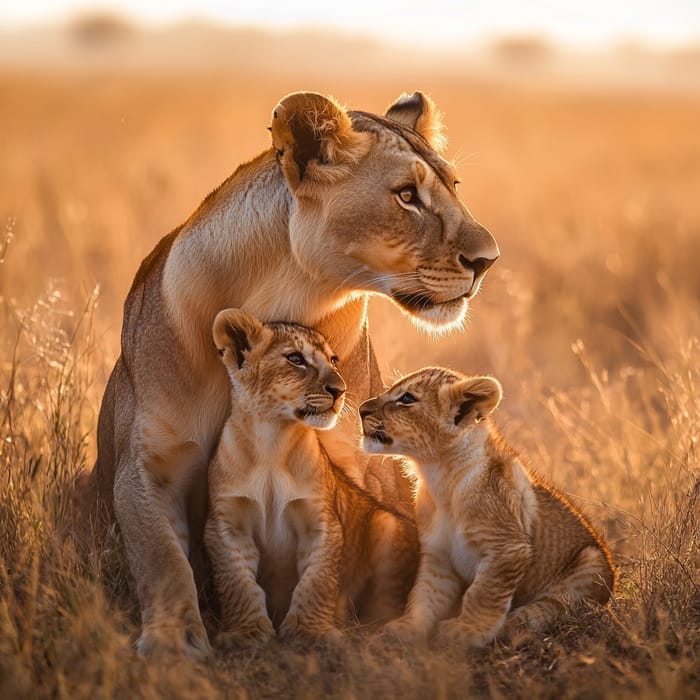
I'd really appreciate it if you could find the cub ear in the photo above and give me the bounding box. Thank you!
[212,308,266,370]
[385,91,447,154]
[445,376,502,426]
[270,91,370,191]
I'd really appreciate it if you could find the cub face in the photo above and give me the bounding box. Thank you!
[359,367,502,460]
[213,308,346,430]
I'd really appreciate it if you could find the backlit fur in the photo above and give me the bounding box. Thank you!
[90,91,497,659]
[360,367,616,646]
[205,310,418,647]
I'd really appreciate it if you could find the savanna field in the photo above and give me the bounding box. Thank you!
[1,25,699,699]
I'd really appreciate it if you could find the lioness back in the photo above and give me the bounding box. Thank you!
[205,309,417,647]
[360,366,615,646]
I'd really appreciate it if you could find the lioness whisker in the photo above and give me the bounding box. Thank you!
[335,269,421,296]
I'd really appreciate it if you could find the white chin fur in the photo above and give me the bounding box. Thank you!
[361,436,387,454]
[304,412,339,431]
[404,297,469,334]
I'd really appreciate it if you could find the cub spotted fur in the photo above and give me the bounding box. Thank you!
[205,309,418,646]
[360,367,615,646]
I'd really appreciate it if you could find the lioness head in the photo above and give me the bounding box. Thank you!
[270,91,499,331]
[359,367,502,460]
[213,308,346,430]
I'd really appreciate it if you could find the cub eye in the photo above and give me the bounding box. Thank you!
[397,186,420,206]
[330,355,339,368]
[286,352,306,367]
[398,392,417,405]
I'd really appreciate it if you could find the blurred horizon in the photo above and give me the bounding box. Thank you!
[3,1,700,52]
[1,10,699,95]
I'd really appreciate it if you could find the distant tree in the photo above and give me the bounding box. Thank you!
[490,35,554,66]
[68,12,135,45]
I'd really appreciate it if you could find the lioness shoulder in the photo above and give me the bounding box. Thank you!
[360,367,615,646]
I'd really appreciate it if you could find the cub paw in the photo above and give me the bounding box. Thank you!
[216,616,275,650]
[278,613,340,647]
[499,610,537,646]
[383,617,428,645]
[435,619,492,648]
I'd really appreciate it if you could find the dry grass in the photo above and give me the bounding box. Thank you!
[1,41,699,698]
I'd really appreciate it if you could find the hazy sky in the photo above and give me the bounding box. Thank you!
[2,0,699,48]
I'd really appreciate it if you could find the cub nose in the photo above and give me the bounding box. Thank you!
[359,398,378,419]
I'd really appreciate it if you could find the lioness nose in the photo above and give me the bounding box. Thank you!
[458,254,497,281]
[458,218,499,293]
[325,384,345,401]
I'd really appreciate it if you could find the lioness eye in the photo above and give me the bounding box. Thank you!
[330,355,339,367]
[398,186,419,205]
[286,352,306,366]
[398,392,417,405]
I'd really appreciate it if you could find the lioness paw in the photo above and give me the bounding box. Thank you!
[137,618,211,663]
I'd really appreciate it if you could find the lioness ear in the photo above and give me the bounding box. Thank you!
[270,91,370,191]
[212,308,265,369]
[385,91,447,154]
[445,376,502,426]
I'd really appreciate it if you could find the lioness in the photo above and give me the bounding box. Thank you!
[205,309,418,647]
[360,368,616,646]
[90,91,498,659]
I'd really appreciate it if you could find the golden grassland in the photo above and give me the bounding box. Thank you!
[1,46,699,698]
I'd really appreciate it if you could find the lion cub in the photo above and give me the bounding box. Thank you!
[360,367,615,646]
[205,309,417,647]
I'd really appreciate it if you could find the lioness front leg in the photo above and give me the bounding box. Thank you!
[385,551,461,643]
[279,510,342,644]
[204,502,274,649]
[114,458,210,661]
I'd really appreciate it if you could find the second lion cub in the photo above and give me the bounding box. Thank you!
[360,367,615,647]
[205,309,417,647]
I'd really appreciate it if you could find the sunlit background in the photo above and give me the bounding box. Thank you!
[2,0,699,94]
[3,0,700,48]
